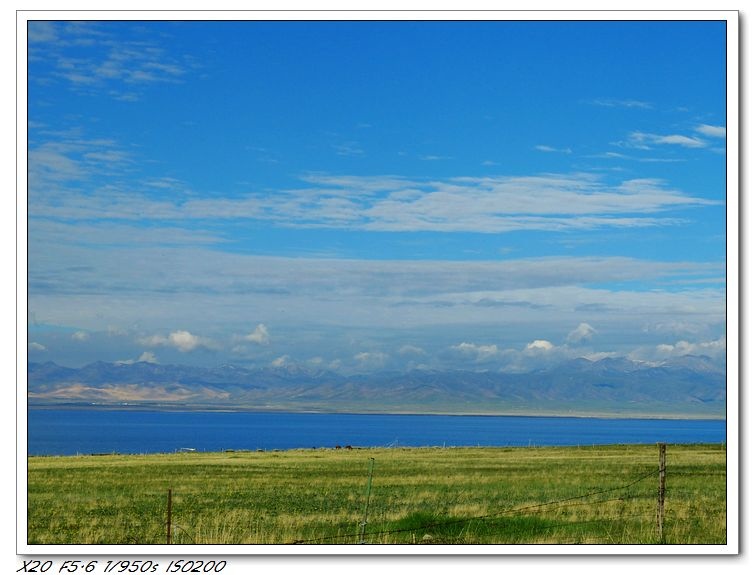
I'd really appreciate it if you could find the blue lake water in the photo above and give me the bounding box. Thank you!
[26,408,727,456]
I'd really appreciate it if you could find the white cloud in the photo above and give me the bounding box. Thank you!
[695,124,726,138]
[497,339,571,373]
[72,331,89,341]
[244,324,270,345]
[525,339,554,352]
[566,322,597,344]
[271,355,290,368]
[452,342,500,361]
[655,336,726,359]
[167,330,203,352]
[116,351,159,365]
[582,351,619,362]
[625,132,707,149]
[628,335,726,363]
[139,330,211,352]
[655,135,707,147]
[138,351,158,363]
[29,342,47,351]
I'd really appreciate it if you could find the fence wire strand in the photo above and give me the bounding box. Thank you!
[291,467,658,544]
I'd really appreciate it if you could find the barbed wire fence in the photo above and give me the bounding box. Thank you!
[151,442,717,545]
[289,465,660,544]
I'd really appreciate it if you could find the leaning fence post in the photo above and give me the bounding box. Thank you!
[358,457,375,544]
[656,443,666,543]
[166,488,173,545]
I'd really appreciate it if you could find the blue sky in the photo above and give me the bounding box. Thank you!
[25,18,728,373]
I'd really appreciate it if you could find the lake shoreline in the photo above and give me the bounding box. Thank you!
[27,440,728,459]
[26,401,726,421]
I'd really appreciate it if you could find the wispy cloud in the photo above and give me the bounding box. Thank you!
[695,124,726,138]
[30,171,718,234]
[643,320,708,337]
[333,141,365,156]
[30,220,223,250]
[28,22,189,99]
[590,151,631,160]
[399,345,426,356]
[624,131,707,149]
[419,154,452,161]
[28,136,133,200]
[28,21,59,43]
[535,145,572,154]
[29,236,723,304]
[280,174,716,233]
[589,151,686,163]
[590,98,653,109]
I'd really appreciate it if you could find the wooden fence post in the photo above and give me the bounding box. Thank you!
[167,488,173,545]
[656,443,666,543]
[358,457,375,544]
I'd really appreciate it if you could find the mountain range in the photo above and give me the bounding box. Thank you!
[26,355,726,418]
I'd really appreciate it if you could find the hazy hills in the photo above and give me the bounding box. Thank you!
[27,355,726,418]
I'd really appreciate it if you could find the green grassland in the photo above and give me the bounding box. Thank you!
[27,443,726,545]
